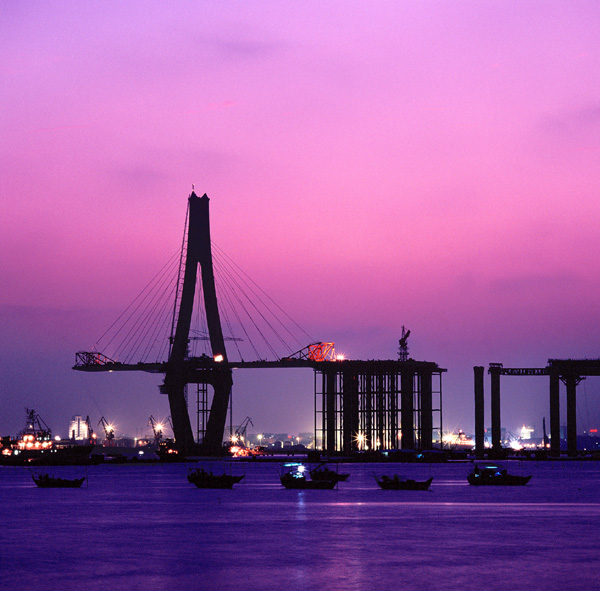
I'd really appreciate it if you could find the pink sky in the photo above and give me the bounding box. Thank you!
[2,1,600,439]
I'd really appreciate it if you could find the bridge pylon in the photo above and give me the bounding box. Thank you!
[164,191,232,453]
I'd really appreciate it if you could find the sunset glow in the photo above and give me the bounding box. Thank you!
[1,2,600,437]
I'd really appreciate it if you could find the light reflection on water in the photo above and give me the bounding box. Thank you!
[1,461,600,590]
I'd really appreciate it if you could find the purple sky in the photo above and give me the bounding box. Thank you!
[2,1,600,440]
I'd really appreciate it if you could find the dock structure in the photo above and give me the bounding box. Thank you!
[474,359,600,456]
[315,359,445,454]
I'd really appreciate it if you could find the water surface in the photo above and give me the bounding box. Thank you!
[2,460,599,590]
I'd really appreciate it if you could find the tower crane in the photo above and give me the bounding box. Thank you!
[398,326,411,361]
[98,417,115,446]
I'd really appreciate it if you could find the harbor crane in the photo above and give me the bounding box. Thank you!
[234,416,253,444]
[23,408,52,438]
[84,415,95,443]
[98,416,115,446]
[148,415,164,445]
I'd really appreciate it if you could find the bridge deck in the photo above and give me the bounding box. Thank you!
[489,359,600,377]
[73,357,445,373]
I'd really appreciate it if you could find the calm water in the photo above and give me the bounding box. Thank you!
[1,460,599,591]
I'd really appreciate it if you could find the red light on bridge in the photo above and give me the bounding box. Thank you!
[590,429,598,433]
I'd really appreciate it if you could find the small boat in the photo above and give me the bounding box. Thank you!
[32,473,86,488]
[309,463,350,483]
[375,475,433,490]
[187,468,244,489]
[467,464,532,486]
[280,463,337,490]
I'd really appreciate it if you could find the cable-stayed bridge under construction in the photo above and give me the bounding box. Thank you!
[74,191,445,455]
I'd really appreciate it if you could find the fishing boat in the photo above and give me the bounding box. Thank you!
[374,475,433,490]
[309,463,350,483]
[467,464,532,486]
[32,473,86,488]
[187,468,244,489]
[280,462,337,489]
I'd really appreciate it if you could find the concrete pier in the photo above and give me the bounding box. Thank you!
[489,364,502,455]
[473,366,485,456]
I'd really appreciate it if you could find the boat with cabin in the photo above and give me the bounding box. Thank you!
[280,462,338,489]
[467,464,532,486]
[1,409,94,466]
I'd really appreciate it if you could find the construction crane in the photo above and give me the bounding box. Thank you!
[283,342,337,362]
[148,415,164,445]
[98,417,115,446]
[170,330,243,358]
[188,330,243,342]
[23,408,52,439]
[84,415,95,443]
[398,326,411,361]
[234,416,253,444]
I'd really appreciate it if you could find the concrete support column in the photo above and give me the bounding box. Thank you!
[390,374,398,449]
[421,372,433,450]
[489,366,502,453]
[565,375,580,456]
[401,371,414,449]
[474,366,485,457]
[342,372,359,453]
[549,372,560,456]
[364,373,373,451]
[326,370,337,454]
[377,374,384,450]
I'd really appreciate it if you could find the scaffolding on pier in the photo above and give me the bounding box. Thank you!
[314,359,444,454]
